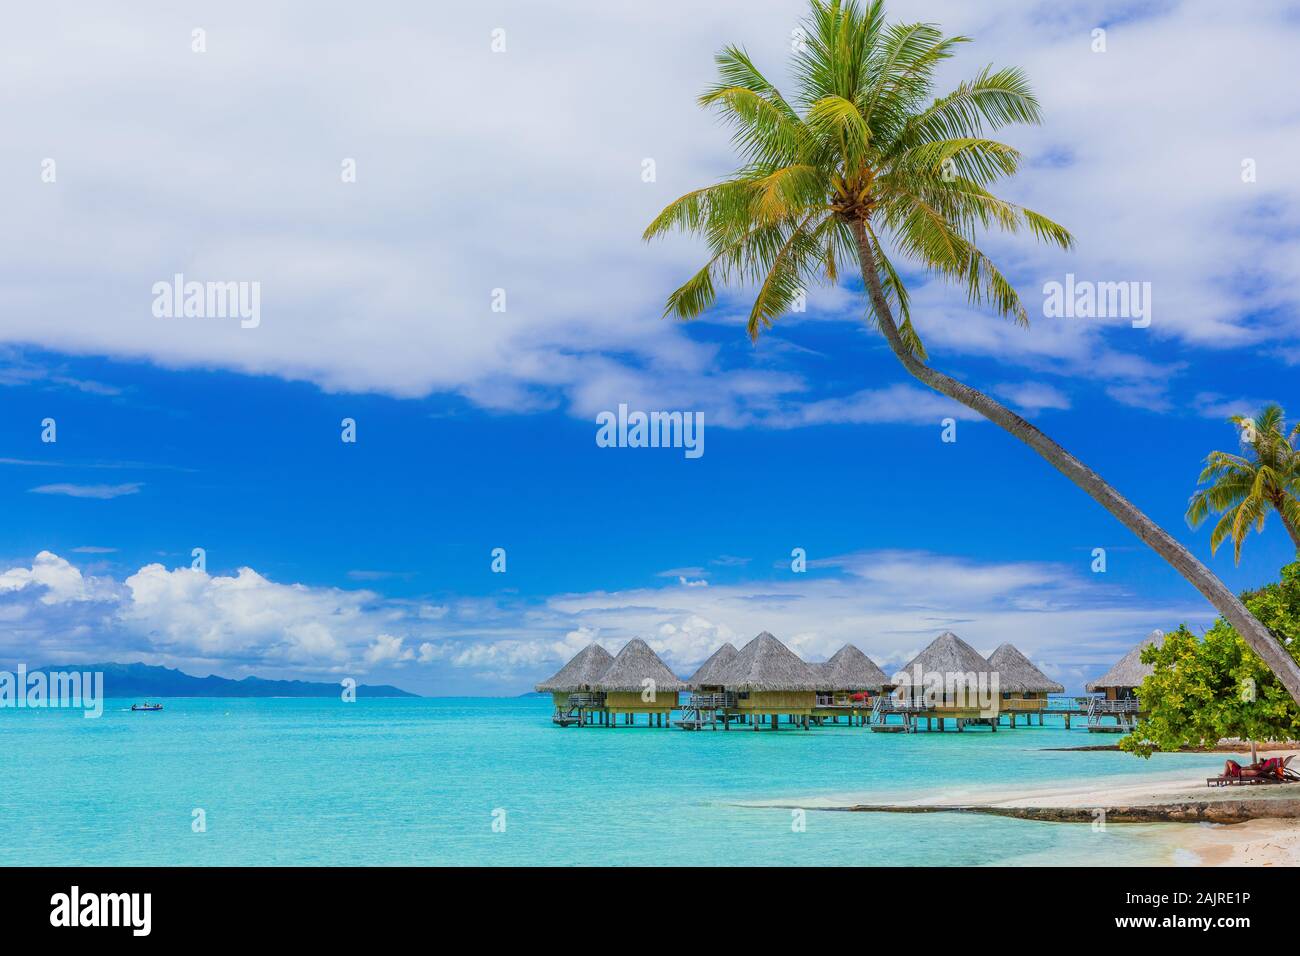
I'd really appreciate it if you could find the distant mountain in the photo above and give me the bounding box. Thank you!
[28,662,418,698]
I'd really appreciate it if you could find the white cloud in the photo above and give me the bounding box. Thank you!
[29,483,143,499]
[0,1,1293,425]
[417,641,447,664]
[0,548,1206,693]
[119,563,385,664]
[1192,391,1272,421]
[778,383,984,427]
[0,550,110,604]
[364,634,414,665]
[993,381,1071,414]
[1105,379,1174,413]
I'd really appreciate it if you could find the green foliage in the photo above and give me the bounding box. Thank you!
[643,0,1072,350]
[1120,563,1300,757]
[1185,403,1300,564]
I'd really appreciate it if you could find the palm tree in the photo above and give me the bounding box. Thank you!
[1187,404,1300,562]
[643,0,1300,703]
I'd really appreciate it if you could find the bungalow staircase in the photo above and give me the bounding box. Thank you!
[552,702,583,727]
[552,692,605,727]
[674,692,736,730]
[869,696,884,724]
[1085,697,1139,733]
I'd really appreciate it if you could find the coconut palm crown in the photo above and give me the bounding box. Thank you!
[643,0,1073,353]
[1187,404,1300,562]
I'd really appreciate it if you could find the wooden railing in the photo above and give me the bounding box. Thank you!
[1045,696,1095,711]
[689,692,737,709]
[1000,697,1048,711]
[815,694,871,708]
[887,698,996,714]
[1088,698,1140,714]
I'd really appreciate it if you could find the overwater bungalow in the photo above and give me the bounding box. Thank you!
[676,642,741,730]
[812,644,893,726]
[687,642,738,692]
[1083,629,1164,732]
[593,638,686,728]
[987,643,1064,726]
[721,632,819,730]
[1086,630,1164,700]
[536,642,614,726]
[882,631,999,732]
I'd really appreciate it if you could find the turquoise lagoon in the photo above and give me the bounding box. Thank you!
[1,696,1225,866]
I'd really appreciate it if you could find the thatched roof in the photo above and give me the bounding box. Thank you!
[721,632,819,691]
[1086,630,1164,692]
[897,632,992,682]
[688,643,738,689]
[815,644,893,692]
[593,638,687,693]
[535,643,614,693]
[987,643,1064,694]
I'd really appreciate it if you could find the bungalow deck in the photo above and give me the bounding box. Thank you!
[866,696,1141,732]
[553,693,1141,732]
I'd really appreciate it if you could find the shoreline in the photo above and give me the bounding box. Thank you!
[1045,741,1300,753]
[746,752,1300,865]
[834,799,1300,824]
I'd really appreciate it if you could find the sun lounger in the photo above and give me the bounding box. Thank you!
[1206,754,1296,787]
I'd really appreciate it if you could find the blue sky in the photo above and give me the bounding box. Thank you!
[2,0,1298,694]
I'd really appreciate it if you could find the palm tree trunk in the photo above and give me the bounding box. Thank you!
[849,220,1300,705]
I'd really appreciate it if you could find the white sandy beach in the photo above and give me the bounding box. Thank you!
[748,751,1300,865]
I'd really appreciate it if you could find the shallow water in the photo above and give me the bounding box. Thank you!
[0,697,1225,865]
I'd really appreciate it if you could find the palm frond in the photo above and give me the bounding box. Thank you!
[700,84,811,168]
[644,0,1072,346]
[746,212,833,339]
[896,66,1042,149]
[807,94,873,165]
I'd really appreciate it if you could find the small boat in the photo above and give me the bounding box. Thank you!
[130,702,163,712]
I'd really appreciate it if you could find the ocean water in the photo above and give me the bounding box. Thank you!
[0,697,1228,866]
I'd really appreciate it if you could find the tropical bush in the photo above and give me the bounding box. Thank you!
[1121,562,1300,757]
